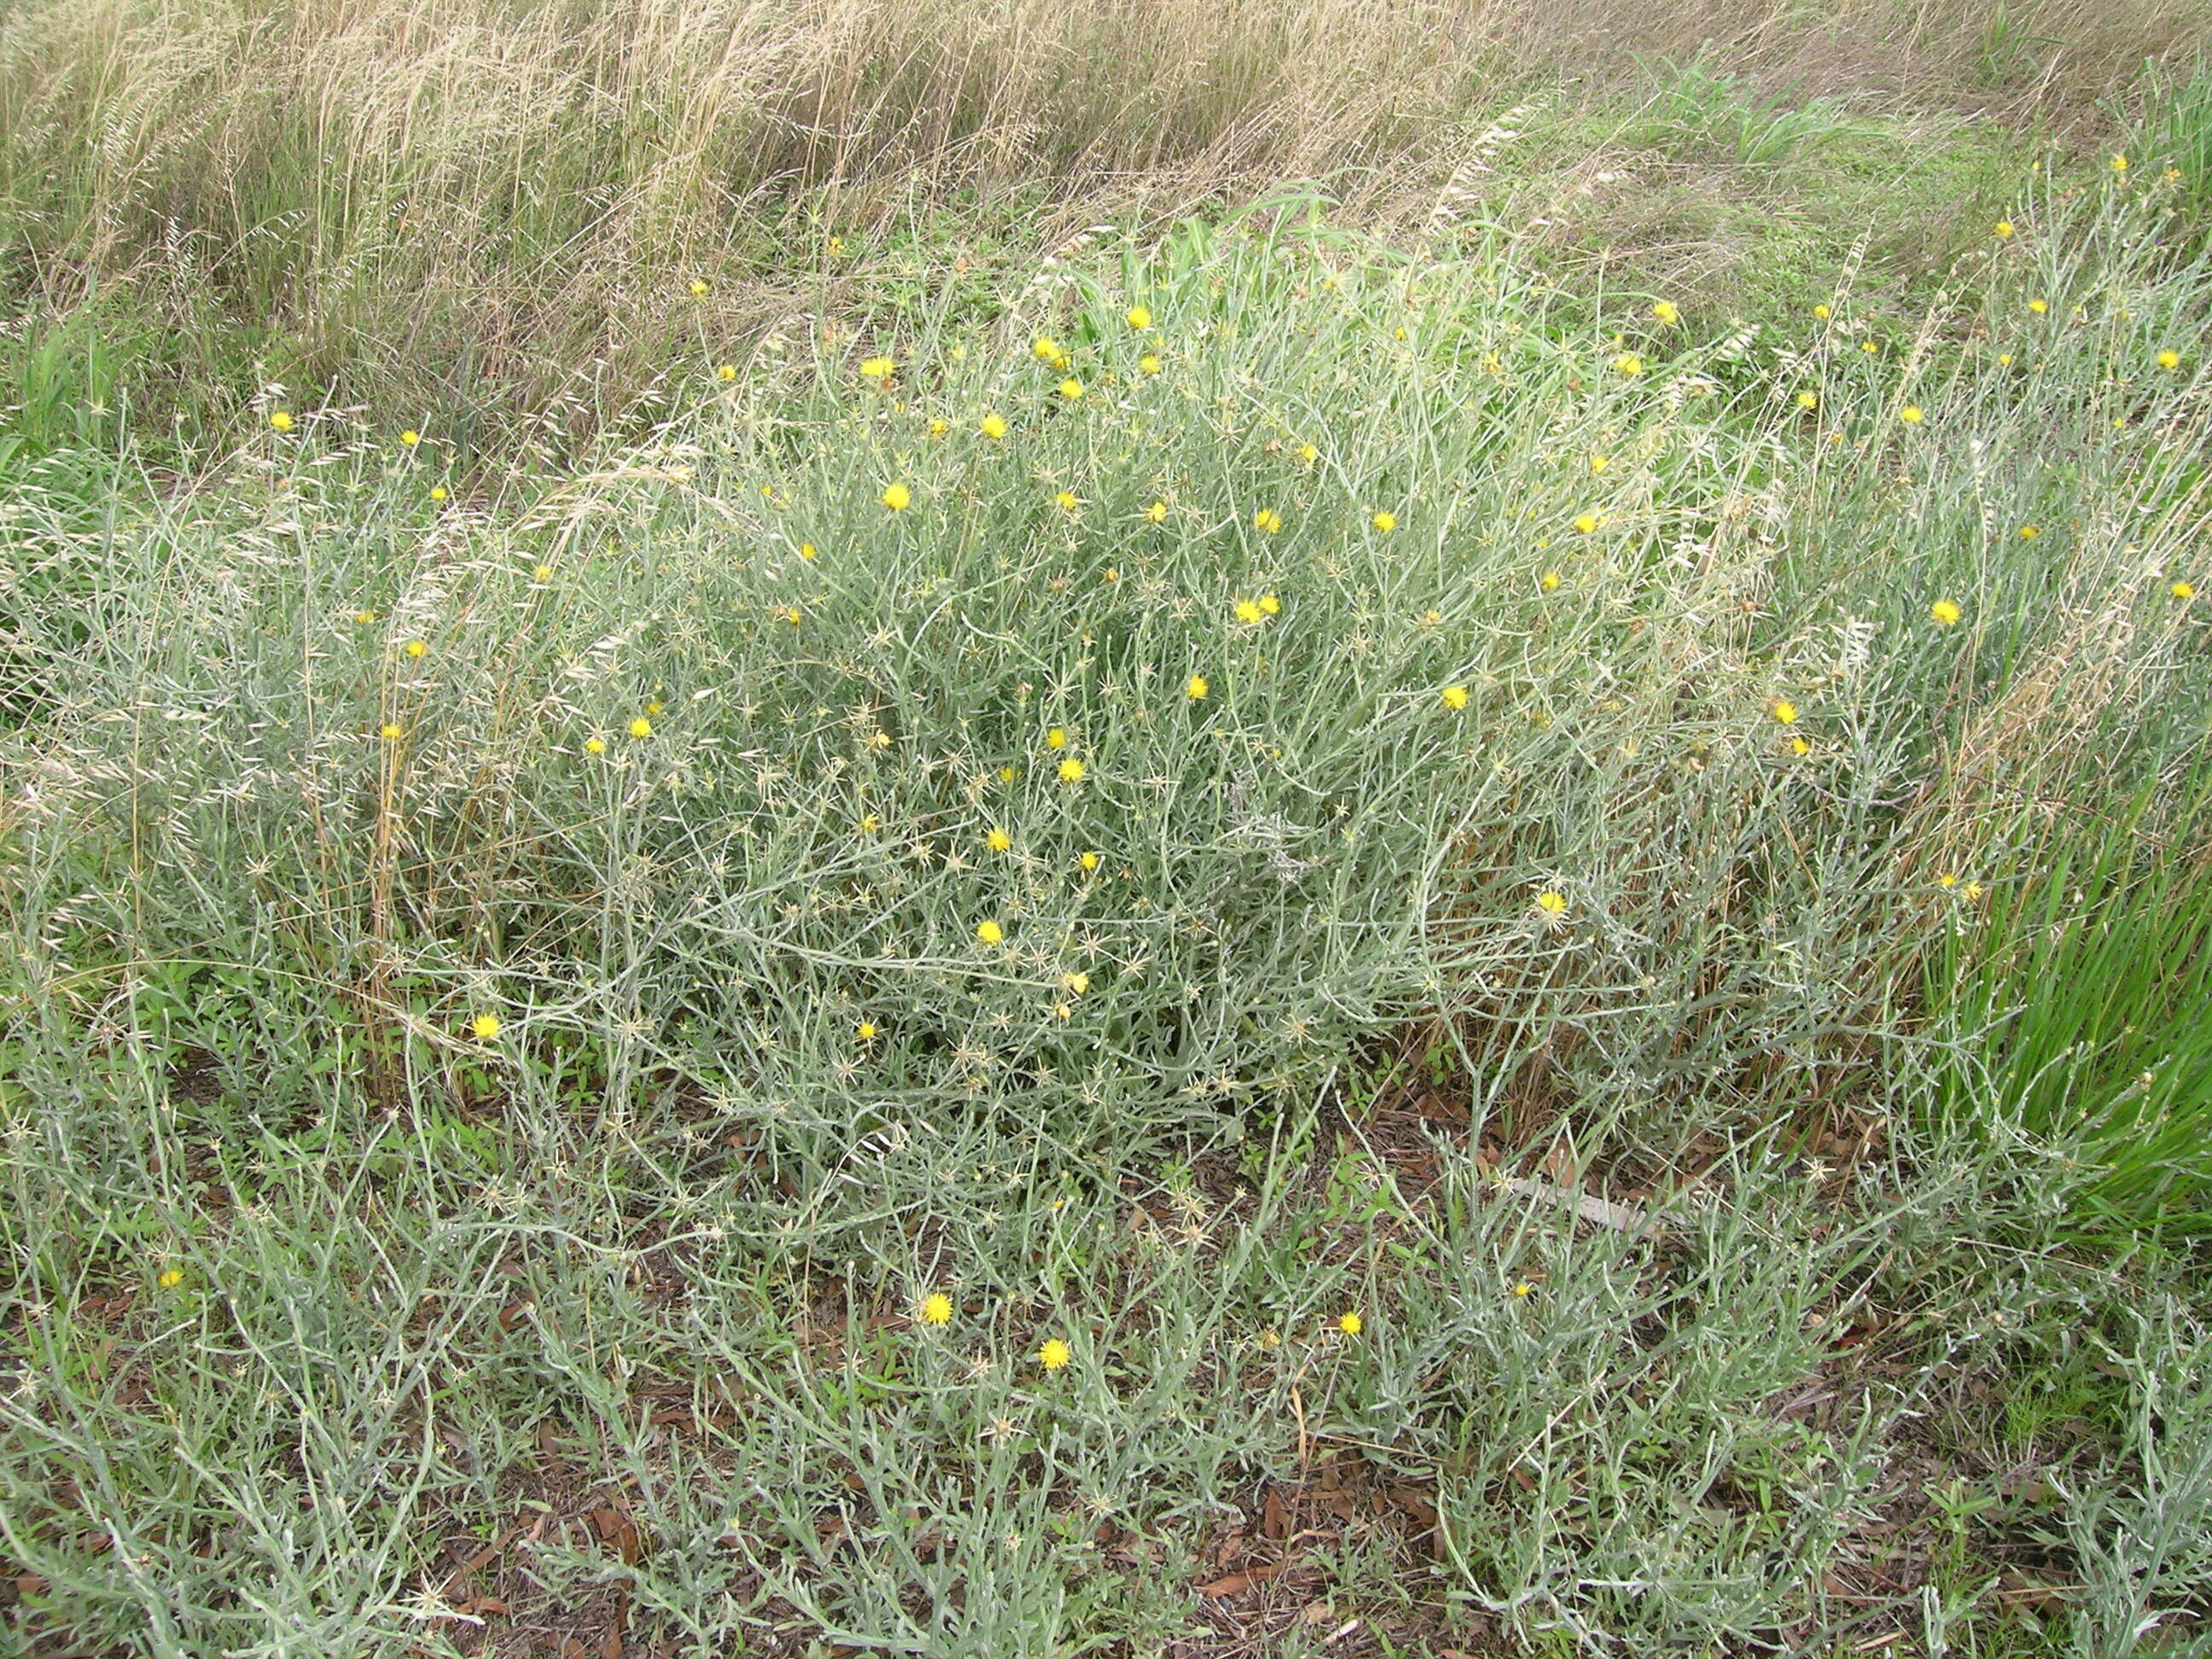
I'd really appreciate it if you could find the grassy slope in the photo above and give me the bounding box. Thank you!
[3,7,2212,1659]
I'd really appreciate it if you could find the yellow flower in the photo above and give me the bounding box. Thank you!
[1039,1338,1072,1371]
[1860,339,1878,354]
[1938,873,1959,888]
[881,481,911,512]
[2029,298,2049,314]
[1045,727,1067,749]
[533,563,554,581]
[2112,153,2128,172]
[1295,443,1318,465]
[1441,684,1470,710]
[1813,303,1831,319]
[428,486,448,502]
[1772,699,1797,725]
[1965,882,1984,901]
[928,416,948,437]
[1511,1281,1534,1299]
[1258,594,1279,615]
[986,827,1011,852]
[1055,490,1080,513]
[2158,349,2182,370]
[1235,599,1263,625]
[2172,580,2196,601]
[1080,850,1101,872]
[1126,305,1151,329]
[1057,377,1084,400]
[800,542,818,560]
[1139,354,1162,375]
[158,1268,184,1289]
[1901,405,1924,424]
[1062,971,1089,995]
[1033,335,1064,364]
[1994,219,2014,238]
[1534,891,1567,917]
[1371,509,1397,533]
[1930,598,1963,626]
[399,429,420,447]
[405,639,428,658]
[1540,569,1561,591]
[1057,757,1085,783]
[999,765,1016,783]
[1796,390,1819,410]
[646,700,663,716]
[1998,352,2013,366]
[470,1013,501,1039]
[690,278,709,295]
[1573,513,1600,534]
[1143,500,1167,523]
[981,412,1008,439]
[718,364,736,381]
[1614,352,1644,375]
[858,1021,878,1040]
[921,1292,952,1325]
[585,736,605,754]
[1185,674,1208,701]
[780,604,804,625]
[1791,736,1811,756]
[859,814,878,833]
[976,920,1004,945]
[1254,507,1283,534]
[379,722,403,740]
[1589,454,1609,474]
[2018,525,2039,540]
[270,410,294,432]
[352,608,375,625]
[859,355,895,380]
[630,717,652,738]
[1337,1311,1362,1336]
[1652,300,1679,324]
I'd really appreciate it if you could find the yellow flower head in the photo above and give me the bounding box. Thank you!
[1590,454,1610,474]
[429,486,448,501]
[976,919,1004,945]
[1057,757,1085,783]
[1056,490,1080,513]
[1371,509,1397,533]
[719,364,736,381]
[1033,335,1064,364]
[1235,599,1263,625]
[2018,525,2039,540]
[921,1293,952,1326]
[1901,405,1924,424]
[1441,684,1470,710]
[379,722,403,740]
[1796,390,1819,410]
[1126,305,1151,329]
[399,429,420,447]
[1045,727,1067,749]
[353,608,376,625]
[1039,1337,1072,1371]
[405,639,428,658]
[1337,1311,1362,1336]
[2158,349,2182,370]
[1573,513,1600,535]
[534,563,554,581]
[2172,580,2196,601]
[690,278,709,295]
[999,765,1016,783]
[1994,219,2014,238]
[2029,298,2049,314]
[585,736,605,754]
[1652,300,1679,325]
[1258,594,1280,615]
[270,410,294,432]
[1772,699,1798,725]
[799,542,818,561]
[1254,507,1284,534]
[1930,598,1963,626]
[159,1268,184,1289]
[1791,736,1811,756]
[1614,352,1644,375]
[470,1013,501,1039]
[859,355,895,381]
[928,416,948,437]
[2112,153,2129,172]
[881,481,911,512]
[1062,971,1089,995]
[1080,850,1101,872]
[1185,674,1209,701]
[1813,303,1831,319]
[1140,354,1162,375]
[1057,377,1084,400]
[630,717,652,738]
[1143,500,1167,523]
[1534,890,1568,917]
[981,412,1008,440]
[1540,569,1561,591]
[986,827,1011,852]
[858,1021,878,1040]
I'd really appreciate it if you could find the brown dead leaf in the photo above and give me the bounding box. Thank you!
[1197,1563,1285,1598]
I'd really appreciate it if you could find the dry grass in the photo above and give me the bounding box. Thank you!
[0,0,2205,434]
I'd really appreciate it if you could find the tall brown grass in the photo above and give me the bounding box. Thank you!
[1,0,2203,438]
